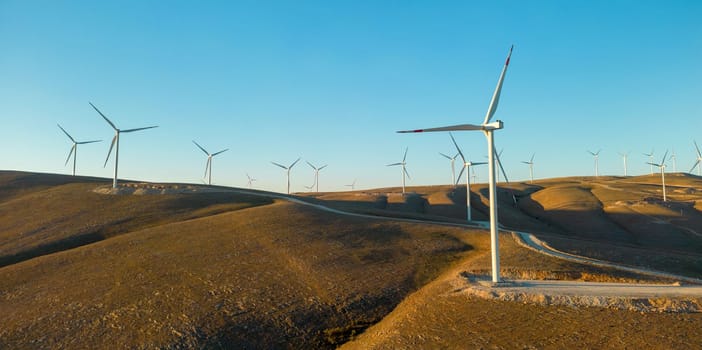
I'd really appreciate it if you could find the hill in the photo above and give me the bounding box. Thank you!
[1,171,702,348]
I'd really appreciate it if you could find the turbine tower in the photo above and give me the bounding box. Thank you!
[306,161,328,193]
[522,153,535,183]
[192,141,228,185]
[647,151,668,202]
[57,124,101,176]
[691,141,702,176]
[450,133,486,221]
[587,150,601,177]
[387,147,410,195]
[643,150,655,175]
[618,152,630,176]
[397,45,514,283]
[439,151,459,186]
[91,102,158,188]
[246,173,257,188]
[271,158,301,194]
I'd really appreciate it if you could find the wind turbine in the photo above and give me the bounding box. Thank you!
[670,149,677,172]
[387,147,410,195]
[587,150,601,177]
[345,179,357,191]
[618,151,630,176]
[271,158,301,194]
[306,161,328,193]
[439,151,459,186]
[643,149,655,175]
[691,141,702,176]
[192,141,228,185]
[397,45,514,283]
[450,133,486,221]
[57,124,101,176]
[521,153,535,183]
[90,102,158,188]
[246,173,257,188]
[484,148,505,182]
[647,150,668,202]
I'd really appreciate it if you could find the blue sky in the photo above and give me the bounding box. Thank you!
[1,1,700,193]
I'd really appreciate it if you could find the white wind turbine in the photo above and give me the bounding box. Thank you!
[271,158,301,194]
[387,147,410,195]
[439,151,459,186]
[643,149,655,175]
[345,179,357,191]
[587,150,601,177]
[647,150,669,202]
[306,161,328,193]
[57,124,101,176]
[618,151,630,176]
[397,45,514,283]
[485,148,505,183]
[246,173,257,188]
[522,153,535,183]
[91,102,158,188]
[691,141,702,176]
[670,149,678,172]
[450,132,486,221]
[192,141,228,185]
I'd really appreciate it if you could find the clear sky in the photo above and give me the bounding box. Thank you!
[1,1,700,193]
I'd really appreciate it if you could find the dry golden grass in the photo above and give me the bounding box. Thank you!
[2,171,702,349]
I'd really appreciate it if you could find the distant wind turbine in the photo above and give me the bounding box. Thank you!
[521,153,535,183]
[670,149,677,172]
[192,141,228,185]
[618,151,630,176]
[91,102,158,188]
[643,149,655,175]
[271,158,301,194]
[387,147,410,195]
[450,133,486,221]
[647,150,669,202]
[306,161,328,193]
[57,124,101,176]
[246,173,257,188]
[691,141,702,176]
[397,45,514,283]
[345,179,357,191]
[439,151,459,186]
[587,150,601,177]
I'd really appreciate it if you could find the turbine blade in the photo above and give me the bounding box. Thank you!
[397,123,484,133]
[77,140,102,144]
[483,45,513,125]
[306,161,316,170]
[387,163,402,167]
[439,152,452,160]
[90,102,118,130]
[121,126,158,133]
[57,124,76,142]
[212,149,228,156]
[455,166,466,185]
[204,157,211,178]
[192,141,209,155]
[403,166,411,180]
[65,144,76,166]
[271,161,287,169]
[104,135,117,167]
[661,150,669,164]
[530,153,535,163]
[449,132,466,162]
[473,162,488,166]
[695,140,702,157]
[521,161,530,164]
[289,157,301,169]
[495,149,510,183]
[690,160,700,173]
[403,147,408,162]
[319,165,328,170]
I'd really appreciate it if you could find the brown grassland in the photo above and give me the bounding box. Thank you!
[1,170,701,349]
